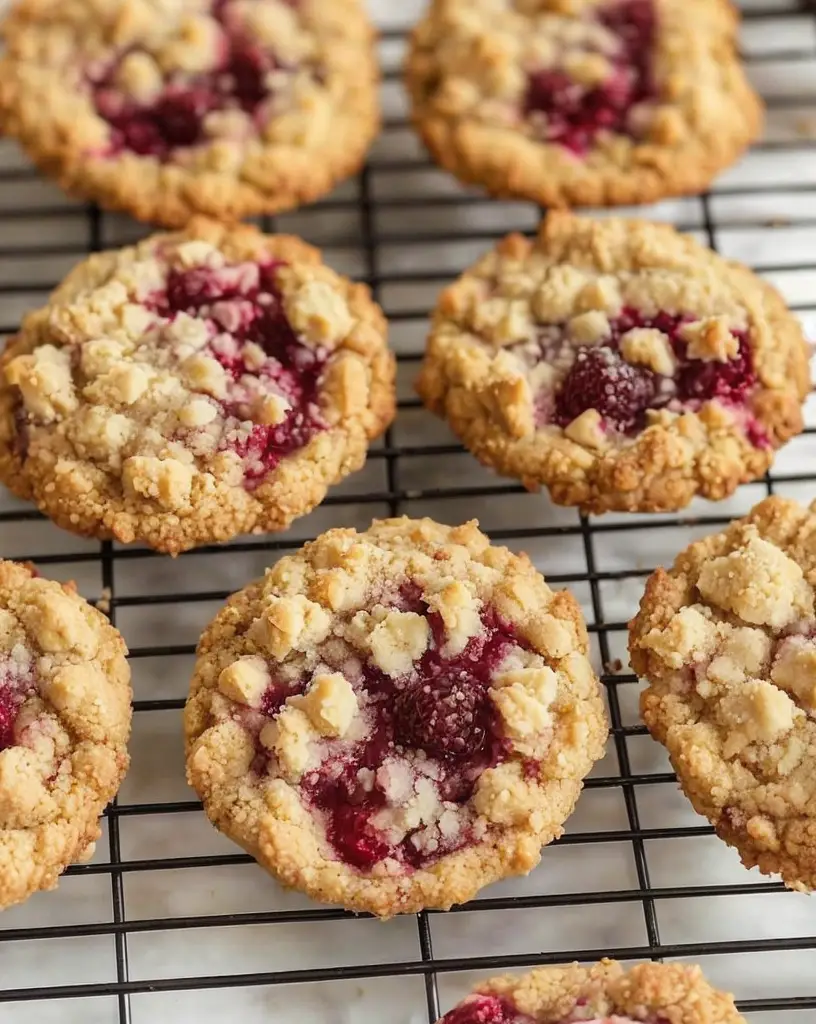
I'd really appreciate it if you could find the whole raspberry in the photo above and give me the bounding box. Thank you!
[555,345,656,433]
[395,677,488,759]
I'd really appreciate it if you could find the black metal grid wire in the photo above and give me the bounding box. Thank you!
[2,1,816,1020]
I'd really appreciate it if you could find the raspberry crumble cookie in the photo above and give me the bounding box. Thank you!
[630,495,816,892]
[435,960,745,1023]
[0,0,379,226]
[0,560,131,910]
[406,0,761,209]
[0,219,395,554]
[184,517,607,916]
[417,213,810,515]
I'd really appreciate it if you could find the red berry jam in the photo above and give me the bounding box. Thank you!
[0,654,35,751]
[287,605,520,871]
[150,260,327,485]
[519,308,766,445]
[90,1,297,159]
[440,995,523,1024]
[524,0,657,155]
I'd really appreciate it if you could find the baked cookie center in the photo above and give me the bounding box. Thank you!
[300,603,517,871]
[147,258,327,484]
[220,591,556,872]
[88,0,312,160]
[512,307,765,446]
[524,0,656,155]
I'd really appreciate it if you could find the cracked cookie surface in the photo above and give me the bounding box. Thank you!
[184,516,607,917]
[0,218,395,554]
[0,560,131,911]
[416,212,810,515]
[436,960,745,1023]
[0,0,379,225]
[630,495,816,892]
[406,0,761,208]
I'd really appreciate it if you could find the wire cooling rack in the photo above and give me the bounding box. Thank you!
[2,1,816,1021]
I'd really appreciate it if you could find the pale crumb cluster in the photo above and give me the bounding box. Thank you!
[0,559,131,910]
[184,516,607,917]
[417,212,810,515]
[631,496,816,892]
[0,219,395,553]
[440,959,745,1023]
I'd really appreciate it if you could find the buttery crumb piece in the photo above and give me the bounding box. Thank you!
[253,595,332,660]
[567,310,610,346]
[640,605,720,668]
[619,327,676,375]
[425,581,482,655]
[697,531,813,628]
[718,680,796,756]
[564,408,607,449]
[217,655,271,708]
[292,671,358,737]
[680,316,740,363]
[260,705,318,780]
[122,455,194,510]
[771,637,816,713]
[285,280,354,345]
[368,610,431,677]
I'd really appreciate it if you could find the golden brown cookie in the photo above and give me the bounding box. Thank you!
[631,495,816,892]
[184,517,608,917]
[0,0,379,226]
[0,218,395,554]
[436,960,744,1023]
[416,212,810,515]
[406,0,762,208]
[0,560,131,911]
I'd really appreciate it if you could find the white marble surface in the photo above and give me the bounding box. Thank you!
[2,0,816,1020]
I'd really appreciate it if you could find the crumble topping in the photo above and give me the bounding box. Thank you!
[0,559,131,904]
[418,215,809,518]
[631,497,816,894]
[413,0,667,159]
[436,961,740,1024]
[187,518,606,883]
[638,524,816,761]
[66,0,328,163]
[435,231,769,448]
[523,0,657,155]
[4,229,377,505]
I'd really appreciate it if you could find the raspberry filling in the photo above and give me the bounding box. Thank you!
[0,653,35,751]
[524,0,657,155]
[261,603,523,872]
[151,260,327,485]
[517,308,766,445]
[440,995,525,1024]
[90,0,298,158]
